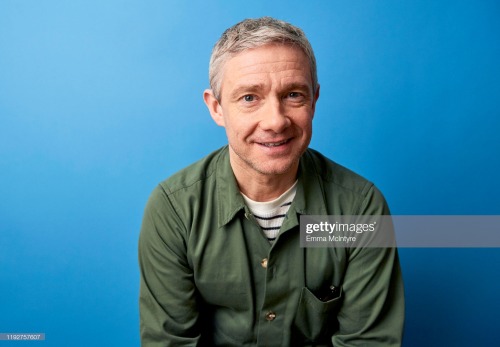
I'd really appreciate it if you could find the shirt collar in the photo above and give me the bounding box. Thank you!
[293,149,329,216]
[215,147,247,227]
[215,147,328,228]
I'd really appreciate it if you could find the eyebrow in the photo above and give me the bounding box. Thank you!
[229,82,312,100]
[229,84,265,100]
[285,82,312,93]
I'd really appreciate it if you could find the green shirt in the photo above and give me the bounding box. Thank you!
[139,146,405,346]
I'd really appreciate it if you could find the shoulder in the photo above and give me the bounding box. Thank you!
[142,146,229,234]
[302,148,389,215]
[303,148,373,194]
[144,146,227,217]
[157,146,228,195]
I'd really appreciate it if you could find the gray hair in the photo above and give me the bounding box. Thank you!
[209,17,318,100]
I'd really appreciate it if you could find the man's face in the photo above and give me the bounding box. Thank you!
[204,44,319,179]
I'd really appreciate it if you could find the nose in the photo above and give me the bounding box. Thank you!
[259,97,291,133]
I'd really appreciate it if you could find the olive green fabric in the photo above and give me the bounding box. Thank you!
[139,146,404,346]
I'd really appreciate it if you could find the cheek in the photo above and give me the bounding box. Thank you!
[294,115,313,133]
[228,118,258,139]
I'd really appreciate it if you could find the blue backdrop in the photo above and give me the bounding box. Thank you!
[1,1,499,346]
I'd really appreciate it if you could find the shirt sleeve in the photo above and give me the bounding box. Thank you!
[332,185,405,346]
[138,185,200,346]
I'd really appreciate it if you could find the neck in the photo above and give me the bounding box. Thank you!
[230,157,299,202]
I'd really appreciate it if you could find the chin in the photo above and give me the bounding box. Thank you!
[231,145,303,177]
[252,160,298,176]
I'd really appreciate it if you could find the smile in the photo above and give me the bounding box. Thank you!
[258,139,290,147]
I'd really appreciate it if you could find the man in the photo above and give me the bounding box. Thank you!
[139,17,404,346]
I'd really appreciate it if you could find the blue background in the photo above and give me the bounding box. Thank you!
[1,1,499,346]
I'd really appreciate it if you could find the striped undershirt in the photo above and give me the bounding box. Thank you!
[241,181,298,244]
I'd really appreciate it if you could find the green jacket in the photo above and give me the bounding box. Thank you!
[139,146,404,346]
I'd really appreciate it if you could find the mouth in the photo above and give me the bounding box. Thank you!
[257,139,291,147]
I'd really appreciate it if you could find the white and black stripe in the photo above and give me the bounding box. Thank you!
[241,182,298,244]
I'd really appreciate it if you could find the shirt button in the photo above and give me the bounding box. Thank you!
[265,311,276,321]
[260,258,268,268]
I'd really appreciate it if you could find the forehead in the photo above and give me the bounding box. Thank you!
[220,44,312,90]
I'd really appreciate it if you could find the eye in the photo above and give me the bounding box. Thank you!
[284,91,307,104]
[243,95,255,102]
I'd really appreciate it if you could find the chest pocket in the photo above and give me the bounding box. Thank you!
[294,286,343,342]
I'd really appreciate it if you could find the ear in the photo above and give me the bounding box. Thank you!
[311,84,320,115]
[203,89,225,127]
